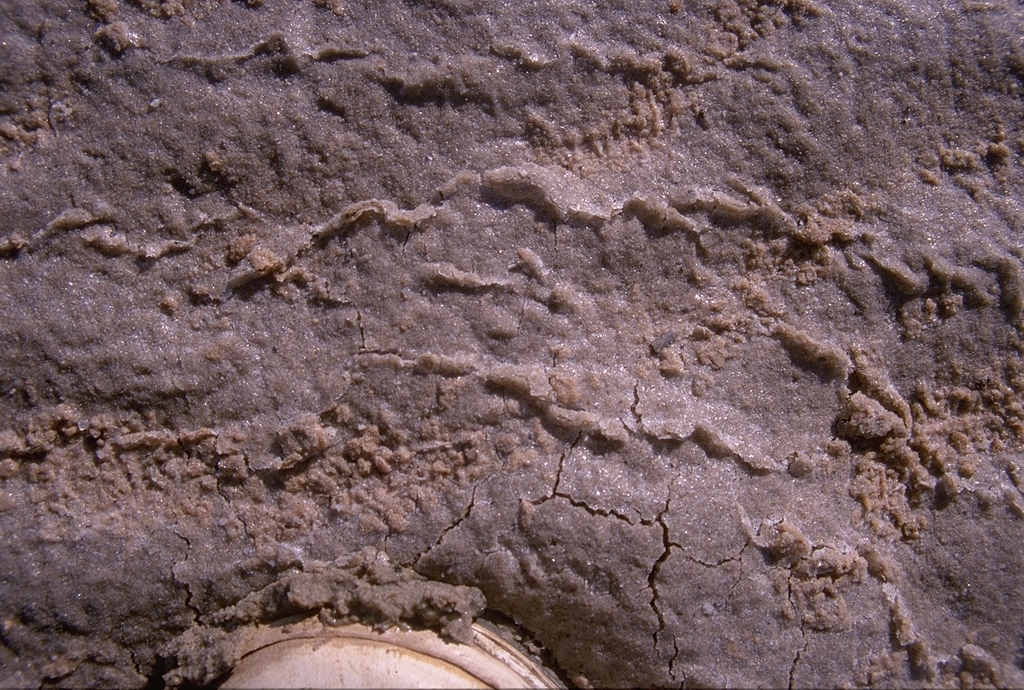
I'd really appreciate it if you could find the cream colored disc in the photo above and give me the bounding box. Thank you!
[220,617,563,689]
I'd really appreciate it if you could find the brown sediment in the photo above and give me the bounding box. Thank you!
[1,1,1024,687]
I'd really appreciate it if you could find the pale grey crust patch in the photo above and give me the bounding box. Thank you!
[1,0,1024,688]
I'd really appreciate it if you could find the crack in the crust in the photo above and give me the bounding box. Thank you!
[787,572,809,690]
[538,432,580,502]
[685,553,740,569]
[789,638,808,690]
[647,478,744,687]
[553,490,638,524]
[530,433,640,524]
[648,498,680,680]
[170,527,201,622]
[412,483,479,567]
[356,307,368,350]
[628,382,660,447]
[725,543,750,601]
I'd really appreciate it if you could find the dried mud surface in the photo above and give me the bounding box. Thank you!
[2,0,1024,687]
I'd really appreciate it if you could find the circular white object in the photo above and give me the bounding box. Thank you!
[220,617,562,689]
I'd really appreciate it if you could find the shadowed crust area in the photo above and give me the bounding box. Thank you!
[1,0,1024,687]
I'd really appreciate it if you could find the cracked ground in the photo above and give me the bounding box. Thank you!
[3,0,1024,687]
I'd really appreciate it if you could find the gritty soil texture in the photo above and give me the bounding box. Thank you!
[2,0,1024,687]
